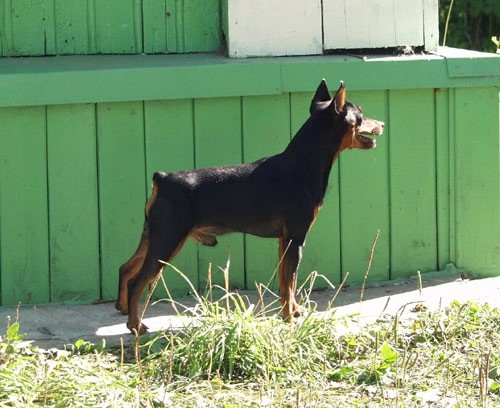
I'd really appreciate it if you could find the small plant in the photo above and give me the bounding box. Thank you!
[0,317,26,364]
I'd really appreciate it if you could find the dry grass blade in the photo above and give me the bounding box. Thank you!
[359,228,380,305]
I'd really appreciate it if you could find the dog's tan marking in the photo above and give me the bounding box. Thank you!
[145,180,158,218]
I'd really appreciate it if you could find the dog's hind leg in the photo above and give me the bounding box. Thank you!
[115,223,149,315]
[126,200,191,334]
[117,180,160,314]
[278,236,304,321]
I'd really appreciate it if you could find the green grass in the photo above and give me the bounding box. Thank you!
[1,270,500,407]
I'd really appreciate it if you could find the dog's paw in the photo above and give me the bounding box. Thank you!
[127,320,149,336]
[282,302,305,322]
[292,304,306,318]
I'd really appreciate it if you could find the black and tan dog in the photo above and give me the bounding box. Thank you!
[116,80,384,334]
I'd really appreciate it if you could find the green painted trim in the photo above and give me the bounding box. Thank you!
[442,47,500,78]
[0,47,499,108]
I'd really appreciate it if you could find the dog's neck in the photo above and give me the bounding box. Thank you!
[283,112,343,204]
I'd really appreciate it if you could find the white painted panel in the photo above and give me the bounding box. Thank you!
[423,0,439,51]
[323,0,426,49]
[226,0,322,58]
[393,0,424,46]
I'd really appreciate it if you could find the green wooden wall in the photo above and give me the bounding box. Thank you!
[1,0,499,313]
[1,77,499,306]
[0,0,221,56]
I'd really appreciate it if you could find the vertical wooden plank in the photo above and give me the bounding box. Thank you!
[454,88,500,276]
[43,0,56,55]
[194,97,245,289]
[0,106,50,305]
[53,0,91,55]
[389,89,437,277]
[434,89,451,270]
[242,94,290,290]
[182,0,220,52]
[423,0,439,51]
[87,0,97,54]
[290,92,342,286]
[392,0,424,46]
[9,0,55,56]
[95,0,141,54]
[97,101,146,300]
[165,0,182,53]
[142,0,167,53]
[143,0,221,54]
[0,0,7,55]
[340,90,390,283]
[47,104,100,302]
[448,89,457,263]
[144,99,198,297]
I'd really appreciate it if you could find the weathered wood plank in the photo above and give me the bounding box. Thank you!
[53,0,91,55]
[144,0,221,53]
[94,0,142,54]
[8,0,55,56]
[47,104,100,302]
[181,0,220,52]
[0,106,50,304]
[454,88,500,276]
[435,88,451,270]
[388,89,437,277]
[340,90,390,283]
[97,101,146,300]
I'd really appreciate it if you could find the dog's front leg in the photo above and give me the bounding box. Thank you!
[278,237,304,321]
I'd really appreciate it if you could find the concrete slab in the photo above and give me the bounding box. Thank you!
[1,269,500,350]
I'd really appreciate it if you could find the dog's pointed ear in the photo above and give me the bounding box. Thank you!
[310,79,331,114]
[333,81,346,114]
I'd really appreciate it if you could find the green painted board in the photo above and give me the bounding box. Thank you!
[143,0,221,54]
[0,106,50,305]
[1,53,499,108]
[388,89,437,277]
[180,0,220,53]
[1,0,221,56]
[447,89,457,264]
[94,0,142,54]
[194,97,245,289]
[47,104,100,302]
[144,99,198,298]
[7,0,55,56]
[53,0,92,55]
[340,91,390,283]
[454,88,500,276]
[434,89,451,270]
[0,1,5,55]
[97,102,146,301]
[241,94,291,290]
[289,92,342,287]
[142,0,169,53]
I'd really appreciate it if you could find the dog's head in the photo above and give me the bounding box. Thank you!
[310,79,384,150]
